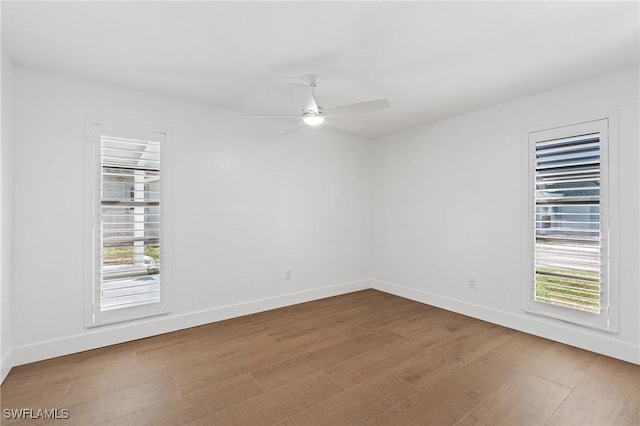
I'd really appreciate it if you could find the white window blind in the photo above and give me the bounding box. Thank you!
[99,135,161,311]
[526,116,615,333]
[534,131,603,313]
[85,123,170,327]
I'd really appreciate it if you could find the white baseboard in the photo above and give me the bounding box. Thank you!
[8,279,373,375]
[371,279,640,365]
[1,348,12,383]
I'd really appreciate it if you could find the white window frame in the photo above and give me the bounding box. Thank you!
[84,120,172,327]
[523,116,619,332]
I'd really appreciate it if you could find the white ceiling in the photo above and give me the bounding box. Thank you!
[2,1,639,139]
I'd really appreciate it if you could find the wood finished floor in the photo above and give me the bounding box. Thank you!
[1,290,639,426]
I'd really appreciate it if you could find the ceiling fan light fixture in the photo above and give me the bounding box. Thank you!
[303,114,324,126]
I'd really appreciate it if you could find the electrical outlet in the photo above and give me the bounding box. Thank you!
[468,278,477,289]
[285,269,292,280]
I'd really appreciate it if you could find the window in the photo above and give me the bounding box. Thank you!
[85,123,170,326]
[525,118,615,330]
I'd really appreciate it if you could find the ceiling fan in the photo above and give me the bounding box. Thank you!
[238,74,390,127]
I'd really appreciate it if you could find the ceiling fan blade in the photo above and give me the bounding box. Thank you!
[307,85,320,114]
[238,114,301,119]
[281,121,304,136]
[324,98,390,117]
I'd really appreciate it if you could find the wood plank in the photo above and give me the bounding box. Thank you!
[172,325,369,394]
[380,310,445,337]
[125,396,192,426]
[0,381,70,411]
[377,356,514,425]
[179,373,264,418]
[454,372,571,426]
[62,377,178,425]
[197,371,344,425]
[64,364,171,406]
[326,326,455,388]
[390,323,511,389]
[476,331,554,370]
[251,329,403,390]
[546,356,640,426]
[118,374,264,425]
[276,372,417,426]
[96,415,132,426]
[523,341,598,388]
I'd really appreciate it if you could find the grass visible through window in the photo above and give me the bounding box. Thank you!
[103,247,160,264]
[535,267,600,313]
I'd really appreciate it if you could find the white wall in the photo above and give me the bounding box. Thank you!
[372,67,640,364]
[1,50,15,381]
[10,67,373,366]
